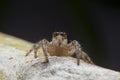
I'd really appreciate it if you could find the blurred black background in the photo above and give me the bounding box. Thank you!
[0,0,120,71]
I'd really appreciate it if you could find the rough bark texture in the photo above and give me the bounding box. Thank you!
[0,32,120,80]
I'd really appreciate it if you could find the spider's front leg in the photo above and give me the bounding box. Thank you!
[25,39,50,63]
[40,39,50,63]
[25,43,40,58]
[69,40,94,65]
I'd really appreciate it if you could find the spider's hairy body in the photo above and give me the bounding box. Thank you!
[47,44,75,56]
[25,32,94,65]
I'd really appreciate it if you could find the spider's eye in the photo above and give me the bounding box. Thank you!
[53,32,59,37]
[61,33,67,39]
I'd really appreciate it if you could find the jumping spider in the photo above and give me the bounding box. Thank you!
[25,32,94,65]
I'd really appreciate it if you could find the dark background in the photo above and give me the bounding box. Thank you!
[0,0,120,71]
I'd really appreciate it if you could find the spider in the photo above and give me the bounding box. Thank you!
[25,32,94,65]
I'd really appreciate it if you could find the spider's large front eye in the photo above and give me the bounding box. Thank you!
[53,32,59,37]
[61,33,67,39]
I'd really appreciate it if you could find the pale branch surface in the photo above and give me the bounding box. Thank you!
[0,32,120,80]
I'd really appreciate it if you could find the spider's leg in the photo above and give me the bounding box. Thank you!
[25,39,49,59]
[33,44,40,58]
[25,46,34,56]
[68,40,81,65]
[74,48,82,65]
[42,44,49,63]
[25,43,40,58]
[75,48,94,65]
[69,40,94,65]
[76,50,81,65]
[80,51,94,64]
[41,39,49,63]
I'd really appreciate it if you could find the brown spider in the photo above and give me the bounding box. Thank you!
[25,32,94,65]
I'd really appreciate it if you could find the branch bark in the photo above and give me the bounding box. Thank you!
[0,32,120,80]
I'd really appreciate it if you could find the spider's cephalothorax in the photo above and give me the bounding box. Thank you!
[25,32,94,65]
[52,32,68,46]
